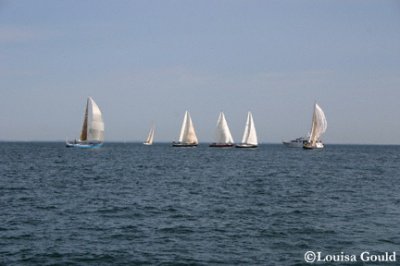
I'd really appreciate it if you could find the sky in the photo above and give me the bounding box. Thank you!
[0,0,399,144]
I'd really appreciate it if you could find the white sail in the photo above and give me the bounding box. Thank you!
[308,103,327,145]
[241,112,258,145]
[215,112,234,144]
[66,97,104,148]
[178,111,198,144]
[81,97,104,142]
[144,126,155,145]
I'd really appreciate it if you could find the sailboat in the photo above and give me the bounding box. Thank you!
[236,111,258,148]
[172,111,198,147]
[303,102,327,149]
[143,125,155,145]
[66,97,104,148]
[209,112,234,147]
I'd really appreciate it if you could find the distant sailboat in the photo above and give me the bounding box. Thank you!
[209,112,234,147]
[143,125,155,145]
[236,112,258,148]
[172,111,198,147]
[303,102,327,149]
[66,97,104,148]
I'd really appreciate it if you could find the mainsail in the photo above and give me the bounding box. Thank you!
[215,112,234,144]
[80,97,104,142]
[241,112,258,145]
[144,126,155,145]
[79,102,89,141]
[308,103,327,145]
[178,111,198,144]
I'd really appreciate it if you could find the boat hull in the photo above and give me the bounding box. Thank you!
[235,144,257,148]
[283,141,304,148]
[143,142,152,145]
[303,142,324,149]
[282,137,308,148]
[209,143,234,147]
[66,141,103,148]
[172,142,198,147]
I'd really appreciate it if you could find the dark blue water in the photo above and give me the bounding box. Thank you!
[1,143,400,265]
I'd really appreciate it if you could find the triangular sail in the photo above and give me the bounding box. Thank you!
[215,112,234,144]
[79,100,89,141]
[86,97,104,142]
[178,111,198,144]
[241,112,258,145]
[308,103,327,145]
[178,111,188,143]
[145,126,155,144]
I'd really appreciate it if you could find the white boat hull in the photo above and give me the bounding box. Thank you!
[209,143,234,148]
[283,136,308,148]
[235,143,257,148]
[303,142,324,149]
[283,141,304,148]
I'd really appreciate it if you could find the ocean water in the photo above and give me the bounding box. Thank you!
[1,143,400,265]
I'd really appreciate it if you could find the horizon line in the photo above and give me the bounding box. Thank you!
[0,140,399,146]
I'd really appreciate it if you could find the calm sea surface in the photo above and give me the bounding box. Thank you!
[1,143,400,265]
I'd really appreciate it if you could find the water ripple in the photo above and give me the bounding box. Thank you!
[0,143,399,265]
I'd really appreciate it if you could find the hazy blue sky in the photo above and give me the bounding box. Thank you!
[1,0,399,144]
